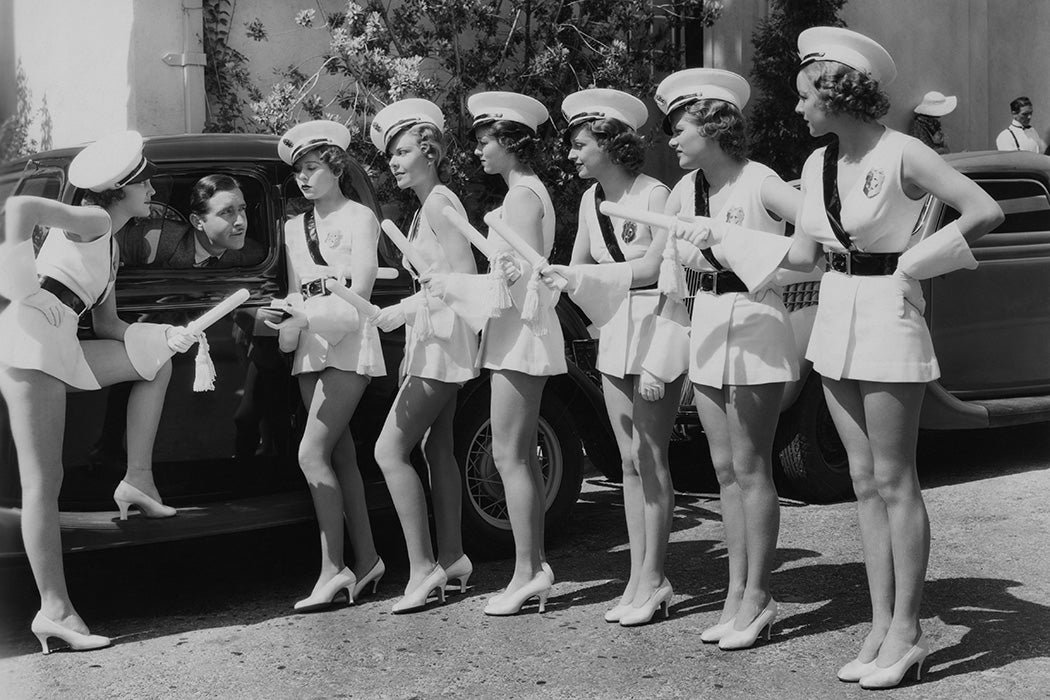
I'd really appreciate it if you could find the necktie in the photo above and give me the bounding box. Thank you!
[199,256,219,268]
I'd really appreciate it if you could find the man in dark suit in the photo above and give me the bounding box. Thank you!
[120,174,264,268]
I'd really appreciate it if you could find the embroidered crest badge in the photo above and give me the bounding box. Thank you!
[621,220,637,244]
[863,168,885,198]
[325,231,343,247]
[725,207,745,225]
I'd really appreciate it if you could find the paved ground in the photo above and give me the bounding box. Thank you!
[0,423,1048,699]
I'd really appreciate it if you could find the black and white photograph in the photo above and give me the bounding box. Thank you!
[0,1,1048,697]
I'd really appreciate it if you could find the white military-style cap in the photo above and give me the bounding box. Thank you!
[562,88,648,131]
[798,26,897,87]
[654,69,750,133]
[914,90,957,117]
[370,98,445,152]
[278,119,352,165]
[68,131,157,193]
[467,91,549,133]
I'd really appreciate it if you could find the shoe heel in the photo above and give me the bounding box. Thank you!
[370,575,382,595]
[763,622,773,641]
[437,586,446,604]
[537,591,548,613]
[660,600,670,619]
[116,500,130,521]
[457,572,471,593]
[915,659,924,682]
[35,633,50,655]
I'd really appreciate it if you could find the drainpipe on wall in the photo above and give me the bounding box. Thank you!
[162,0,206,133]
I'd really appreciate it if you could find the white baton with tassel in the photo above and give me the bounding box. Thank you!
[481,212,567,290]
[324,279,381,320]
[380,219,439,339]
[442,206,499,260]
[189,288,251,392]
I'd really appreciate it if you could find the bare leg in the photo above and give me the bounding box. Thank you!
[629,374,683,605]
[331,422,379,580]
[0,366,92,633]
[82,339,173,501]
[725,382,784,630]
[374,376,460,591]
[423,390,466,570]
[694,384,746,625]
[823,377,892,663]
[489,369,548,595]
[601,374,643,607]
[862,381,928,665]
[297,368,371,594]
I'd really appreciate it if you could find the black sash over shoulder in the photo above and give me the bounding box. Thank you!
[821,140,857,251]
[693,172,724,271]
[594,185,626,263]
[303,209,327,266]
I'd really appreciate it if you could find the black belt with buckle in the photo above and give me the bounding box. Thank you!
[696,270,748,295]
[300,276,351,299]
[39,276,87,316]
[825,251,901,276]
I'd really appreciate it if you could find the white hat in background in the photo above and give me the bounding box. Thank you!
[68,131,157,192]
[654,68,751,133]
[797,26,897,86]
[467,91,549,133]
[278,120,352,165]
[561,88,649,131]
[370,98,445,152]
[914,91,957,116]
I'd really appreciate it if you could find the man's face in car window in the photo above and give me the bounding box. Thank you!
[192,186,248,251]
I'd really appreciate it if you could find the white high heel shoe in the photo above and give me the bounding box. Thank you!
[700,618,736,643]
[392,566,447,614]
[718,599,777,650]
[31,611,111,655]
[443,555,473,593]
[838,657,880,682]
[294,568,356,612]
[113,480,176,520]
[619,583,674,627]
[859,634,931,689]
[352,558,385,599]
[603,602,632,623]
[483,571,553,616]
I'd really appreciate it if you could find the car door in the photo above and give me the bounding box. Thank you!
[927,173,1050,398]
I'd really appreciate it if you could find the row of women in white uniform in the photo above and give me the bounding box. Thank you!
[0,26,1002,689]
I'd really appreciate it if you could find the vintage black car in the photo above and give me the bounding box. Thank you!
[0,133,620,558]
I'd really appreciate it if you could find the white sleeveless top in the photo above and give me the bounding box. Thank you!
[797,129,926,253]
[37,227,117,308]
[284,209,356,281]
[490,175,556,258]
[406,185,463,275]
[583,175,667,264]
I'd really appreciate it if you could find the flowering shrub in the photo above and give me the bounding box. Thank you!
[204,0,724,261]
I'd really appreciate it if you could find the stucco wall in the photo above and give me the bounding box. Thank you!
[8,0,203,149]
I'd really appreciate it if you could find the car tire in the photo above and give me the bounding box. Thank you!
[776,374,853,503]
[454,383,584,557]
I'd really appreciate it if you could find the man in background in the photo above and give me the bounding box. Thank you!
[996,96,1046,153]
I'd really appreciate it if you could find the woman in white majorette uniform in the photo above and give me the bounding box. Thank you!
[677,28,1003,687]
[0,131,197,653]
[546,88,683,627]
[266,120,385,612]
[460,91,564,616]
[656,69,803,650]
[368,99,479,613]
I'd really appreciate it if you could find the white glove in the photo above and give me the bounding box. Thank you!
[540,264,580,292]
[262,299,308,332]
[670,215,714,249]
[22,288,66,327]
[891,270,926,318]
[493,251,523,284]
[373,303,407,332]
[420,272,448,299]
[896,222,977,280]
[638,370,665,402]
[164,325,197,353]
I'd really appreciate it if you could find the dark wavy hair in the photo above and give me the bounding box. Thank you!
[477,120,540,167]
[387,122,451,183]
[298,144,357,198]
[1010,96,1033,114]
[800,61,891,121]
[677,99,749,162]
[572,118,646,175]
[189,174,241,216]
[81,188,126,208]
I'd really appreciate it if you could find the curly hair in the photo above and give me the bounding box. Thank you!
[678,99,749,161]
[478,120,541,167]
[299,143,357,199]
[1010,96,1033,114]
[388,122,451,184]
[800,61,891,121]
[81,188,126,209]
[188,174,241,216]
[577,118,646,175]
